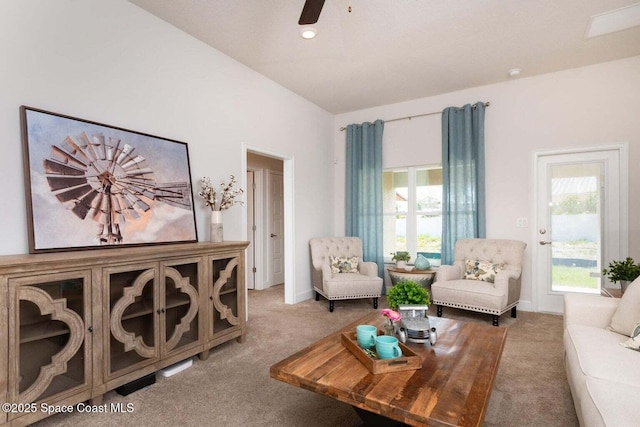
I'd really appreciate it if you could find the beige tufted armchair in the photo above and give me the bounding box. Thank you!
[431,238,527,326]
[309,237,383,312]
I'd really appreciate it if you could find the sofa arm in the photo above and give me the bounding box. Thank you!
[435,265,462,282]
[563,293,619,330]
[493,269,520,294]
[322,263,333,280]
[359,261,379,277]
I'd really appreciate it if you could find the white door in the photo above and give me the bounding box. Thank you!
[535,146,627,313]
[246,171,256,290]
[268,171,284,286]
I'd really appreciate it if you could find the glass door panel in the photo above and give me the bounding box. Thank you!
[548,163,601,294]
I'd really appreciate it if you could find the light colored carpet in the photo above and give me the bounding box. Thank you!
[34,285,578,426]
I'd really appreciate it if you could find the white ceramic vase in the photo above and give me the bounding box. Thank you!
[210,211,223,243]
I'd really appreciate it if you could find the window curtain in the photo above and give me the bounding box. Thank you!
[346,119,384,277]
[441,103,486,265]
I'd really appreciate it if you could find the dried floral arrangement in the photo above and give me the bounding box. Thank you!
[198,175,244,211]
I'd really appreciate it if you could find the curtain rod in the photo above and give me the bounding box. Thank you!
[339,101,490,131]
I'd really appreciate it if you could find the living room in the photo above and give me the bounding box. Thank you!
[1,1,639,426]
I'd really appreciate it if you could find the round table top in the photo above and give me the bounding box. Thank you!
[387,267,436,274]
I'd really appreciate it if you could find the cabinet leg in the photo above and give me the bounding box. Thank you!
[199,349,210,361]
[236,334,246,344]
[90,395,104,405]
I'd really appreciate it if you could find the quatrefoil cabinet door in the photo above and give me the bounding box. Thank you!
[106,264,160,379]
[7,271,92,418]
[159,259,201,357]
[208,255,245,343]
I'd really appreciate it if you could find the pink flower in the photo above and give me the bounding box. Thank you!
[381,309,401,322]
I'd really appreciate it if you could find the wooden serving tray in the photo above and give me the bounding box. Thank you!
[341,329,422,374]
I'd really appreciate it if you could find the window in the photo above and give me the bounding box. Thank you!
[383,166,442,265]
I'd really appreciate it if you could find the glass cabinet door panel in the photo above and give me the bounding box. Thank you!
[108,267,158,375]
[210,257,239,335]
[162,261,199,354]
[10,274,90,407]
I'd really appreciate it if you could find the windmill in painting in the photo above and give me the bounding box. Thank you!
[43,132,193,245]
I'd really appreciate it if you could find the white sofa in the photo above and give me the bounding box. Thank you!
[563,286,640,427]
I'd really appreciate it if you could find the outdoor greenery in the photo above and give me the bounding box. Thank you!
[387,280,431,309]
[553,193,598,215]
[552,265,599,289]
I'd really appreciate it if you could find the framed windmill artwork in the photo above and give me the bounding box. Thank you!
[20,106,198,253]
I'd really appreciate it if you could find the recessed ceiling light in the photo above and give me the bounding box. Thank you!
[508,68,522,78]
[300,27,318,39]
[585,3,640,38]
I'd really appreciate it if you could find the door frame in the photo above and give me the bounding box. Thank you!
[242,144,295,305]
[246,169,259,290]
[531,143,629,313]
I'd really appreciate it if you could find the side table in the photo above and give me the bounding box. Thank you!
[387,267,436,290]
[601,287,623,298]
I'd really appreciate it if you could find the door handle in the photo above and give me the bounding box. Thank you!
[270,233,278,237]
[539,240,553,245]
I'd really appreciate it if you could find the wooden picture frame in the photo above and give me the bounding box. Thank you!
[20,106,198,253]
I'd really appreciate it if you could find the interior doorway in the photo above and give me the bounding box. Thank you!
[533,144,628,313]
[246,151,285,292]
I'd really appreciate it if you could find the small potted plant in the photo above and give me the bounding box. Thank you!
[387,280,430,310]
[602,257,640,294]
[391,251,411,269]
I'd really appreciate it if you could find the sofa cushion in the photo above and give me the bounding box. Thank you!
[323,273,382,298]
[431,279,506,312]
[608,277,640,336]
[464,259,504,283]
[565,324,640,388]
[329,256,359,274]
[584,377,640,427]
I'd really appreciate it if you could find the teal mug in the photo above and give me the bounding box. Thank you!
[356,325,377,349]
[375,335,402,359]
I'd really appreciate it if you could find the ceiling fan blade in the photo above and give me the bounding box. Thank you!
[299,0,326,25]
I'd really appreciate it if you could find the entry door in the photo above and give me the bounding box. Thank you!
[268,171,284,285]
[535,147,626,313]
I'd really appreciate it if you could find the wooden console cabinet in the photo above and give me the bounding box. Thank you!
[0,241,248,426]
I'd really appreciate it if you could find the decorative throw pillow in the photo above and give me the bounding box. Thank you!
[620,321,640,351]
[464,259,504,283]
[329,256,359,274]
[609,277,640,337]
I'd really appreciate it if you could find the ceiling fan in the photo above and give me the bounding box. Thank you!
[299,0,326,25]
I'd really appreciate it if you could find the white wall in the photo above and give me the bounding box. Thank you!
[0,0,334,303]
[334,56,640,310]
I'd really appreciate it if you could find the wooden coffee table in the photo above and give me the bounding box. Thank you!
[270,312,507,426]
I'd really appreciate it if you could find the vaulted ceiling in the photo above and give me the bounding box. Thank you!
[129,0,640,114]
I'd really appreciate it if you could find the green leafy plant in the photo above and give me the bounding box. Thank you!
[387,280,430,309]
[390,251,411,262]
[602,257,640,283]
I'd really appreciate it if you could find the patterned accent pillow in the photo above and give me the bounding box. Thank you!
[464,259,504,283]
[330,256,359,273]
[620,321,640,351]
